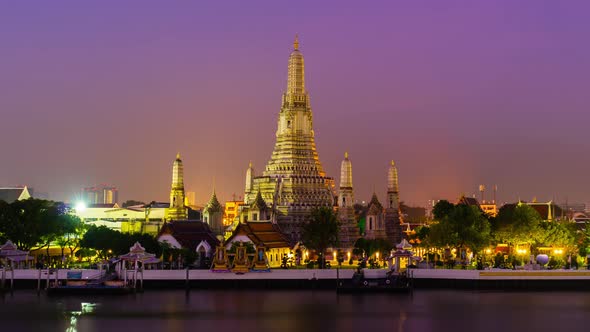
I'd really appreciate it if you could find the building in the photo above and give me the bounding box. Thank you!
[165,153,188,221]
[242,36,335,240]
[385,161,404,244]
[223,200,244,227]
[480,203,498,217]
[337,152,359,249]
[73,202,167,235]
[203,191,224,236]
[157,221,220,268]
[524,201,565,221]
[225,221,294,268]
[364,193,386,240]
[0,186,32,203]
[82,185,118,205]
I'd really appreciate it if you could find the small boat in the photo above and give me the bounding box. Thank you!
[336,268,413,294]
[46,271,132,296]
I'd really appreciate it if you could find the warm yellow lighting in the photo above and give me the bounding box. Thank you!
[516,249,527,255]
[376,252,379,260]
[485,249,492,255]
[554,249,563,255]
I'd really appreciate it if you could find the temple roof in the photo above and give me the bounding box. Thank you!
[367,193,383,215]
[157,221,220,250]
[457,195,480,206]
[0,187,31,203]
[226,221,293,249]
[204,192,222,213]
[250,191,268,211]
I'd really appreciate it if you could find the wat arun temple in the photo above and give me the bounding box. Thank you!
[238,37,404,247]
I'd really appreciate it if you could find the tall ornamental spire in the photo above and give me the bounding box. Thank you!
[387,160,400,210]
[287,34,305,97]
[338,152,354,208]
[243,37,335,238]
[167,153,188,220]
[172,153,184,189]
[340,152,353,188]
[244,161,255,203]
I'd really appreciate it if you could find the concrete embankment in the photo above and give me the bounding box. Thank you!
[4,268,590,290]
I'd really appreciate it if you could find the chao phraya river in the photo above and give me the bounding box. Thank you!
[1,290,589,332]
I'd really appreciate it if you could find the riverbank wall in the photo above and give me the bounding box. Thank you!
[4,268,590,291]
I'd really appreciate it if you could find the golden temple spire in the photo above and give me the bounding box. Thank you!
[287,35,305,96]
[176,152,181,160]
[344,151,349,159]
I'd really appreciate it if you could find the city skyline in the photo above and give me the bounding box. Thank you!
[1,1,589,206]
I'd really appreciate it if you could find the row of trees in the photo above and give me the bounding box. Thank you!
[410,200,588,259]
[0,199,85,257]
[0,199,166,264]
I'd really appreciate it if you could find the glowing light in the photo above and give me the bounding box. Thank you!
[554,249,563,255]
[376,252,379,260]
[485,249,492,254]
[75,201,86,212]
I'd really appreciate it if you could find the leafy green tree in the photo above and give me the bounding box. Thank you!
[432,200,455,221]
[429,204,491,254]
[54,214,83,260]
[0,199,62,251]
[492,204,544,250]
[577,222,590,257]
[538,221,576,253]
[301,207,340,268]
[408,225,430,247]
[81,225,161,260]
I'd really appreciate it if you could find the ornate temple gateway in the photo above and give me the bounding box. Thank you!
[242,36,335,239]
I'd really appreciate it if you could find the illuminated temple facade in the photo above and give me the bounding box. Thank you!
[242,37,335,240]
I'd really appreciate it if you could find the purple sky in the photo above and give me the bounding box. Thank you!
[1,0,589,207]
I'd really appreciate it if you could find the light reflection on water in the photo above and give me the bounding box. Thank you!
[1,290,590,332]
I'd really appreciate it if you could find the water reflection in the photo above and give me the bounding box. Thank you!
[65,303,98,332]
[1,290,590,332]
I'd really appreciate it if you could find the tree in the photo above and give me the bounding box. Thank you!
[0,199,62,251]
[492,204,544,250]
[54,214,86,261]
[408,225,430,248]
[538,221,576,253]
[432,200,455,221]
[301,207,340,269]
[80,225,162,260]
[577,222,590,257]
[428,204,491,255]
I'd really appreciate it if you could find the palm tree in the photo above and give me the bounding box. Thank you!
[301,207,340,269]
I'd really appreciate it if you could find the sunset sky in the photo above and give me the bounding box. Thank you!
[1,0,589,207]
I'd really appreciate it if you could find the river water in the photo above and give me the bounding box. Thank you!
[1,290,589,332]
